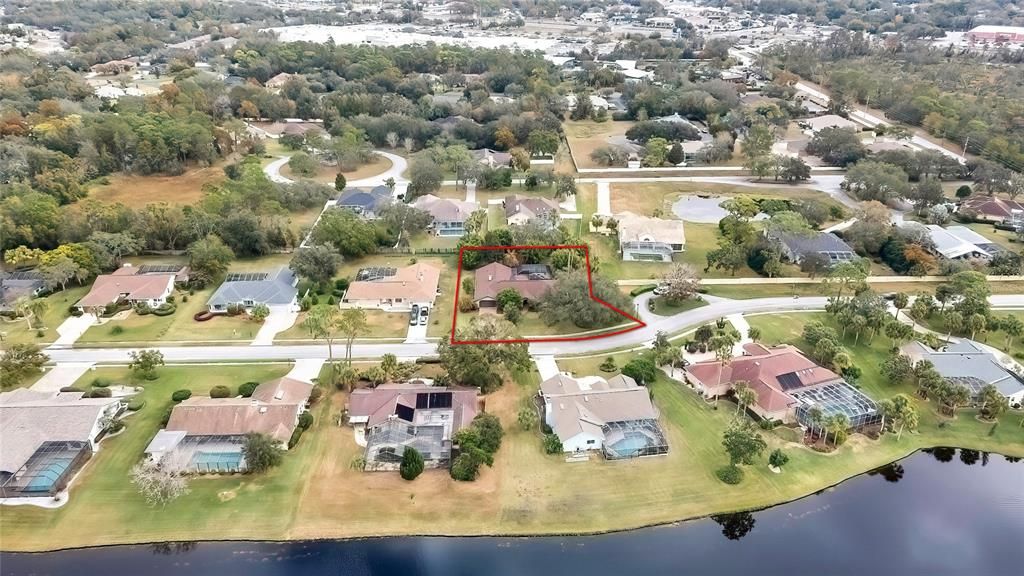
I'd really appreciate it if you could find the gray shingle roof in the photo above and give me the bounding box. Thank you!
[776,232,855,258]
[909,340,1024,398]
[336,186,392,211]
[207,268,297,308]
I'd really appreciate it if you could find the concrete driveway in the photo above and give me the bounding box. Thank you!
[51,313,97,348]
[30,362,95,392]
[286,358,326,384]
[533,355,560,380]
[252,306,298,346]
[404,310,428,344]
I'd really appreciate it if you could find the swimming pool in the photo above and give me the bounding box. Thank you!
[23,458,74,493]
[608,434,652,457]
[191,451,243,472]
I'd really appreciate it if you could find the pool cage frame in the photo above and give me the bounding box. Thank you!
[0,441,91,498]
[601,419,670,460]
[172,435,249,474]
[791,381,882,430]
[364,419,450,471]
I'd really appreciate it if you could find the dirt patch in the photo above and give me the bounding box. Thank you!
[217,490,237,502]
[89,165,224,207]
[564,120,635,170]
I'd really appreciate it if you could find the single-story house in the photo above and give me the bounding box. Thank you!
[471,148,511,168]
[958,195,1024,224]
[540,373,668,459]
[922,224,1000,260]
[473,263,555,308]
[0,270,45,312]
[265,72,293,90]
[614,211,685,262]
[252,121,324,139]
[76,265,178,312]
[347,382,480,470]
[685,343,881,428]
[504,195,560,226]
[411,194,478,237]
[901,340,1024,406]
[769,231,857,266]
[144,377,313,473]
[564,93,612,111]
[336,186,393,219]
[341,263,441,311]
[1,388,125,498]
[801,114,860,134]
[206,268,298,314]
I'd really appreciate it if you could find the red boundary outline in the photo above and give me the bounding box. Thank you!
[450,244,647,345]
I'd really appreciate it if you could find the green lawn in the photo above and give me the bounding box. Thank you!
[0,285,90,347]
[650,296,709,316]
[78,286,259,344]
[277,305,410,341]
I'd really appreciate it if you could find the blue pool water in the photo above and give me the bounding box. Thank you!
[609,433,650,455]
[191,452,243,471]
[24,458,73,492]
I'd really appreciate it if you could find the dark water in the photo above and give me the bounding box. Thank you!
[3,449,1023,576]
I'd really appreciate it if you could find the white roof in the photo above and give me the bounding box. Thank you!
[969,25,1024,35]
[804,114,858,132]
[945,225,993,246]
[925,225,985,259]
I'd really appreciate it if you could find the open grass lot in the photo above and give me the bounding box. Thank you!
[280,155,392,184]
[3,344,1023,551]
[704,279,1024,300]
[88,164,224,208]
[963,222,1020,251]
[277,305,410,341]
[610,181,847,218]
[564,120,636,170]
[0,285,90,347]
[454,309,636,339]
[434,182,558,205]
[77,286,260,344]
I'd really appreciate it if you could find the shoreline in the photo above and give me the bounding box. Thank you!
[4,443,1017,554]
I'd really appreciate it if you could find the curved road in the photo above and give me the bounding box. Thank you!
[45,294,1024,365]
[264,150,409,187]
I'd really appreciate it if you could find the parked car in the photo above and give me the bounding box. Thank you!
[653,284,669,296]
[410,304,420,325]
[419,306,429,326]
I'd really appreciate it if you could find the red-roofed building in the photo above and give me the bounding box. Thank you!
[473,262,555,308]
[684,343,843,422]
[958,195,1024,224]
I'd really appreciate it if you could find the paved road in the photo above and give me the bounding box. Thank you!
[44,294,1024,365]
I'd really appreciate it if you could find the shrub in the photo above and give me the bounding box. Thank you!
[134,303,153,316]
[171,389,192,402]
[166,295,176,304]
[599,357,617,372]
[629,285,657,297]
[110,325,125,335]
[105,419,126,434]
[161,406,174,426]
[327,296,336,306]
[758,419,778,430]
[181,295,189,302]
[622,356,657,384]
[152,303,176,317]
[450,453,480,481]
[288,426,304,449]
[542,433,563,454]
[334,278,350,291]
[127,398,146,411]
[91,377,111,388]
[716,465,744,484]
[89,387,112,398]
[297,411,314,429]
[399,446,425,481]
[768,449,789,469]
[210,385,232,398]
[238,381,259,397]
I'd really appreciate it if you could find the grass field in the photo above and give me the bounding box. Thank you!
[88,165,224,208]
[650,296,709,316]
[610,181,847,217]
[704,279,1024,299]
[3,341,1023,551]
[564,120,636,170]
[280,155,392,184]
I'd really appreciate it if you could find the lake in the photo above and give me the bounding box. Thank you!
[3,449,1022,576]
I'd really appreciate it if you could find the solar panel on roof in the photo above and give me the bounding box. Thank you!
[777,371,804,391]
[137,265,182,274]
[356,267,397,282]
[394,403,415,422]
[428,392,452,409]
[225,272,269,282]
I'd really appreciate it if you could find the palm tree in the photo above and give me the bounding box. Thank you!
[734,381,757,416]
[851,315,867,345]
[966,313,987,341]
[892,292,909,318]
[709,332,737,406]
[944,310,963,340]
[1001,315,1023,351]
[806,406,824,441]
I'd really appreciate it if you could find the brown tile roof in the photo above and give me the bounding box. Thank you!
[77,268,174,308]
[540,374,659,441]
[347,382,479,429]
[504,195,559,221]
[343,262,441,304]
[473,262,554,302]
[165,398,300,444]
[685,344,841,414]
[961,195,1024,220]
